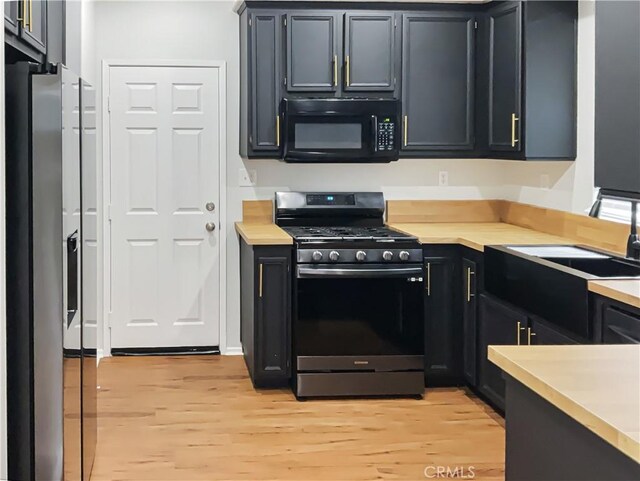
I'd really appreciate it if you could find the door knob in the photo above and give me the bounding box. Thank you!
[205,222,216,232]
[206,202,215,212]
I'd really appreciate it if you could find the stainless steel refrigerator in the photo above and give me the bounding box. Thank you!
[5,62,97,481]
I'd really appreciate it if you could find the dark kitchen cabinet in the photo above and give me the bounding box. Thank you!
[595,1,640,194]
[462,256,479,386]
[424,250,461,385]
[286,12,341,92]
[251,11,282,153]
[240,239,292,388]
[21,0,47,54]
[344,12,397,92]
[478,0,578,160]
[478,294,527,410]
[599,300,640,345]
[401,12,475,152]
[5,0,19,35]
[484,2,522,153]
[529,317,579,346]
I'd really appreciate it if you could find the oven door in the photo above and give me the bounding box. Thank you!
[295,264,425,372]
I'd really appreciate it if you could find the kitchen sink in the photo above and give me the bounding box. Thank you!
[484,245,640,341]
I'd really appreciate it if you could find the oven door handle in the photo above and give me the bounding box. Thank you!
[297,266,424,279]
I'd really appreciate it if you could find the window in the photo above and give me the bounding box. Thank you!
[591,191,639,226]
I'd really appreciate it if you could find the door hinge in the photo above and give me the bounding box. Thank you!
[107,95,111,113]
[394,18,397,28]
[107,203,112,222]
[106,312,112,329]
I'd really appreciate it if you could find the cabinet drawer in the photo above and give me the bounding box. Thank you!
[603,306,640,344]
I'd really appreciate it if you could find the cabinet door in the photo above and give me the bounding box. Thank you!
[286,12,340,92]
[424,256,458,384]
[401,13,475,151]
[486,2,522,152]
[256,255,291,380]
[529,318,579,345]
[462,258,477,386]
[20,0,46,54]
[602,306,640,344]
[478,294,526,410]
[250,12,282,152]
[595,1,640,194]
[5,0,19,35]
[344,13,396,92]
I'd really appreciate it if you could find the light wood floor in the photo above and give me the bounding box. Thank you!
[91,355,505,481]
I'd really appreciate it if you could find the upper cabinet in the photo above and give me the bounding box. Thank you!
[5,0,20,35]
[344,13,397,92]
[401,13,475,152]
[286,12,341,92]
[595,1,640,195]
[21,0,47,53]
[478,1,578,160]
[485,2,522,153]
[5,0,63,64]
[238,1,578,161]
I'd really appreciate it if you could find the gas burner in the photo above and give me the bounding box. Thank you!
[282,226,415,242]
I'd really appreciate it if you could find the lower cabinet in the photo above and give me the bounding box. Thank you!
[478,294,527,410]
[594,295,640,344]
[424,248,460,385]
[462,254,480,387]
[240,238,292,388]
[529,316,579,346]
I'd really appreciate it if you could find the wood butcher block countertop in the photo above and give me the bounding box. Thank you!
[588,280,640,310]
[388,222,574,252]
[235,222,292,246]
[489,345,640,464]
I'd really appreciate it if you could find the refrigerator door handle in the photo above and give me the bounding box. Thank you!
[66,230,79,327]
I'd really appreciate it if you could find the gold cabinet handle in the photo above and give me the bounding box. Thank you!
[527,327,536,345]
[259,263,264,298]
[345,55,350,87]
[29,0,33,32]
[516,321,526,345]
[511,112,519,147]
[333,55,338,87]
[426,262,431,296]
[403,115,408,146]
[276,115,280,147]
[467,268,475,303]
[19,0,28,29]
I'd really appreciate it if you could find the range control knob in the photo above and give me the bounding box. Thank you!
[312,250,323,262]
[399,251,410,261]
[382,251,394,261]
[355,250,367,262]
[329,251,340,261]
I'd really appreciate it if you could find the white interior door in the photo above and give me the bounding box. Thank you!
[109,65,221,349]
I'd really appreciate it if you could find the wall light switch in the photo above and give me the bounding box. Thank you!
[438,171,449,187]
[239,168,257,187]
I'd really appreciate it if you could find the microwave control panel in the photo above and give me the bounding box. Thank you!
[377,120,396,151]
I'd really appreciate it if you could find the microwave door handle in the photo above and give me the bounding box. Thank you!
[371,115,378,152]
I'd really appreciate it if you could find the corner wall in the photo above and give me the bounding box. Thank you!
[91,0,596,352]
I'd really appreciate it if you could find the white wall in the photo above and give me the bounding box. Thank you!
[91,0,596,352]
[0,23,7,480]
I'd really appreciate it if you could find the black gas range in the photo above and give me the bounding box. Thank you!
[276,192,425,399]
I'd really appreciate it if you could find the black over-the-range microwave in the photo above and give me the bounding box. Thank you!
[280,98,401,163]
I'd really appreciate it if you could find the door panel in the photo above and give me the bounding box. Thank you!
[286,13,339,92]
[462,258,477,386]
[487,2,522,151]
[344,13,395,92]
[109,66,221,349]
[402,13,475,151]
[478,295,526,410]
[5,0,19,35]
[251,12,281,151]
[21,0,47,53]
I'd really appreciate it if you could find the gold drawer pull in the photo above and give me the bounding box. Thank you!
[511,112,520,147]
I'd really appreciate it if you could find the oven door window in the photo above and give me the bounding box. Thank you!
[295,277,424,357]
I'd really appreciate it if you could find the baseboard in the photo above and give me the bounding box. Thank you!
[223,346,243,356]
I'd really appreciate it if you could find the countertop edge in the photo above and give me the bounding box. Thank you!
[488,346,640,464]
[588,280,640,310]
[234,222,293,246]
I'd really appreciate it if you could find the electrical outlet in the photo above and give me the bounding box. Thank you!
[438,171,449,187]
[239,168,257,187]
[540,174,550,189]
